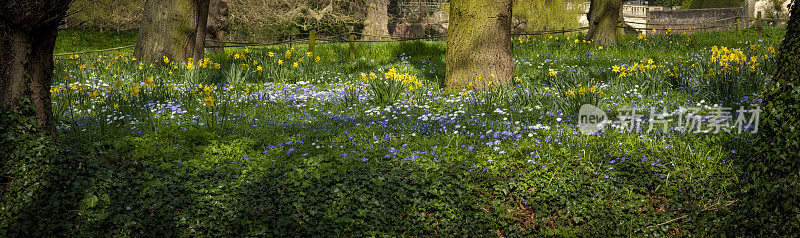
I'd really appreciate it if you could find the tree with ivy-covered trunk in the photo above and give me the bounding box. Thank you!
[0,0,73,139]
[134,0,211,63]
[364,0,390,40]
[445,0,514,91]
[587,0,623,46]
[735,0,800,235]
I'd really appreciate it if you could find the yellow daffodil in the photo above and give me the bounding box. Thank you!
[144,77,155,87]
[131,84,141,96]
[202,96,216,107]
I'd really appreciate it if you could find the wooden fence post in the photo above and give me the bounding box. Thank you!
[756,11,763,38]
[308,29,316,56]
[736,17,741,33]
[348,26,355,61]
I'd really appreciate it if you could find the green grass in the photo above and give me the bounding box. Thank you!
[1,26,790,236]
[54,29,137,55]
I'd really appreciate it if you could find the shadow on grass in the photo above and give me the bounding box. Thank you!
[720,134,800,236]
[391,41,446,87]
[1,148,90,237]
[230,158,496,236]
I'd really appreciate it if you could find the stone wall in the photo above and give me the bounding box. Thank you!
[572,3,680,35]
[647,7,745,34]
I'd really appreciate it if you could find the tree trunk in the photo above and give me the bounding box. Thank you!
[445,0,514,92]
[587,0,622,46]
[206,0,229,55]
[364,0,390,40]
[134,0,210,63]
[193,0,210,60]
[762,0,800,150]
[0,0,72,139]
[746,1,800,234]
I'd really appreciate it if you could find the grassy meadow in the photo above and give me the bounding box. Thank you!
[0,26,788,236]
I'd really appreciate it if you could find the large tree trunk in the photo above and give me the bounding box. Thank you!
[364,0,390,40]
[445,0,514,92]
[761,0,800,159]
[743,1,800,234]
[134,0,210,63]
[206,0,229,55]
[193,0,210,60]
[587,0,622,46]
[0,0,72,139]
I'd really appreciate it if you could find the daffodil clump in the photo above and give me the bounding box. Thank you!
[361,68,424,105]
[694,44,776,102]
[705,45,770,78]
[226,46,327,83]
[611,58,670,95]
[613,58,657,78]
[565,83,603,98]
[184,57,222,70]
[562,81,604,114]
[512,34,592,49]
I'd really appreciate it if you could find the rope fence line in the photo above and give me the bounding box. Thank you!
[54,45,135,56]
[54,15,781,57]
[512,27,589,36]
[621,19,755,32]
[621,16,740,26]
[620,16,785,27]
